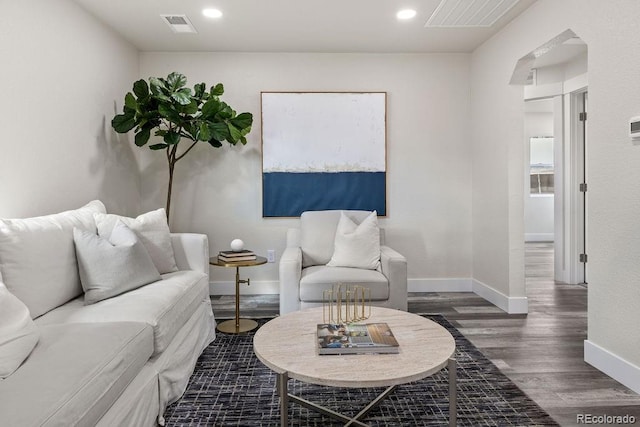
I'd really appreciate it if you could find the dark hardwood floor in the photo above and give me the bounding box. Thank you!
[210,243,640,426]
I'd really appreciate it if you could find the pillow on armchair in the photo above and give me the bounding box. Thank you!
[327,210,380,269]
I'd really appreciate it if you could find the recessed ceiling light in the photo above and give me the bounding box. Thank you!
[397,9,417,20]
[202,8,223,18]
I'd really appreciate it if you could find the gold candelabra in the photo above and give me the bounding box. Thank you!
[322,284,371,324]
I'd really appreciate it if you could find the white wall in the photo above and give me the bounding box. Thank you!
[139,53,472,290]
[471,0,640,390]
[0,0,140,218]
[470,29,526,301]
[524,111,554,241]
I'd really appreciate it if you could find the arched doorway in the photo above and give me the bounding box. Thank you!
[512,29,588,286]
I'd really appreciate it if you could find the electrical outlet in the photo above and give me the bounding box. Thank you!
[267,249,275,263]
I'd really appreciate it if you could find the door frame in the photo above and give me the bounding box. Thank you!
[524,83,587,285]
[553,87,587,285]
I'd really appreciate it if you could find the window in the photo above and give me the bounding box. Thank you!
[530,137,554,195]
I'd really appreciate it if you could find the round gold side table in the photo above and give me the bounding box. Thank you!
[209,255,267,334]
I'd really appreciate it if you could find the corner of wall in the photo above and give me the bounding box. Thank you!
[585,340,640,395]
[472,279,528,314]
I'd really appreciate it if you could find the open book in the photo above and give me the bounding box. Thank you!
[317,323,399,355]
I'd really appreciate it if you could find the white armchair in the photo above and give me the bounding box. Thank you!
[279,210,408,314]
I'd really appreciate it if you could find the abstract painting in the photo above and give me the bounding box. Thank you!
[261,92,386,217]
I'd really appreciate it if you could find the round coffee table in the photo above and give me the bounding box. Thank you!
[253,306,457,426]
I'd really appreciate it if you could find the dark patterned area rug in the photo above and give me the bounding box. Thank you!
[165,315,559,426]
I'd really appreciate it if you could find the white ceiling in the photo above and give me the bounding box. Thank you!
[72,0,538,53]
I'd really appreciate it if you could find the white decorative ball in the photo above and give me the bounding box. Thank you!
[230,239,244,252]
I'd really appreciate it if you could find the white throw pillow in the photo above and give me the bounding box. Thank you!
[327,211,381,270]
[94,208,178,274]
[0,283,39,379]
[0,200,106,318]
[74,220,162,304]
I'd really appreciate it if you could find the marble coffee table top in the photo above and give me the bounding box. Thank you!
[253,306,455,388]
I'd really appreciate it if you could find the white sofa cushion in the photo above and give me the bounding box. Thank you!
[299,265,389,301]
[0,200,106,318]
[94,208,178,274]
[300,210,373,268]
[327,210,380,269]
[0,322,153,427]
[35,270,208,356]
[74,221,161,305]
[0,283,39,379]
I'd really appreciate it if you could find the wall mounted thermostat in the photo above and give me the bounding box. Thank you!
[630,116,640,139]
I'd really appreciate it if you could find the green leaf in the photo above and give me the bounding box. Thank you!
[171,88,192,105]
[194,82,206,99]
[201,98,221,118]
[158,103,182,124]
[218,103,233,119]
[134,127,151,147]
[164,132,181,145]
[155,92,171,102]
[182,123,197,139]
[239,136,247,145]
[209,122,230,141]
[111,113,136,133]
[149,77,167,96]
[180,100,198,115]
[230,112,253,130]
[198,123,211,141]
[166,72,187,91]
[140,111,161,128]
[208,138,222,148]
[149,143,169,150]
[227,123,242,143]
[210,83,224,96]
[136,98,156,116]
[124,92,138,111]
[133,80,149,99]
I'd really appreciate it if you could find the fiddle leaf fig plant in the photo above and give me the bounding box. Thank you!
[112,72,253,222]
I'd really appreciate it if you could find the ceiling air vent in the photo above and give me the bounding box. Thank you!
[425,0,521,28]
[160,14,197,34]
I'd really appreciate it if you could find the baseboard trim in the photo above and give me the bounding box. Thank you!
[209,277,528,314]
[211,279,475,295]
[472,279,529,314]
[408,278,472,292]
[585,340,640,394]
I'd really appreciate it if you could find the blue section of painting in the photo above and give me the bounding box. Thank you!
[263,172,386,217]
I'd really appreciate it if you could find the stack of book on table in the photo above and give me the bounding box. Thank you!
[317,322,400,355]
[218,250,256,262]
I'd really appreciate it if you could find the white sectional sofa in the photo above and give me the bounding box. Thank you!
[0,201,215,426]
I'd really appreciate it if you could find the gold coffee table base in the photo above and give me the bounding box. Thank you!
[217,318,258,334]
